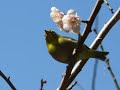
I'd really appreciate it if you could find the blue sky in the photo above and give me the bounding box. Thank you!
[0,0,120,90]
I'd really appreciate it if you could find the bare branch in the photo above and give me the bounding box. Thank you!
[105,59,120,90]
[67,7,120,87]
[92,59,99,90]
[0,70,16,90]
[40,79,47,90]
[103,0,114,14]
[67,81,77,90]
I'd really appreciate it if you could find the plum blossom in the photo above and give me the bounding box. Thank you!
[62,9,81,34]
[50,7,64,30]
[50,7,81,34]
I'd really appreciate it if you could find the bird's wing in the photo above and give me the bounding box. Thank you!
[58,36,77,47]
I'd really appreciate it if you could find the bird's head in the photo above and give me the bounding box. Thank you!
[44,30,59,44]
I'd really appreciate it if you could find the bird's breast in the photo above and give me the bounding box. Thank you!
[47,44,56,53]
[48,44,72,64]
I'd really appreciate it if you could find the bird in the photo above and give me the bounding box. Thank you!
[44,30,109,64]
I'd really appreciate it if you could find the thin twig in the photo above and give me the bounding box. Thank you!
[68,81,77,90]
[103,0,114,14]
[40,79,47,90]
[67,7,120,87]
[105,59,120,90]
[81,20,89,24]
[92,59,99,90]
[0,70,16,90]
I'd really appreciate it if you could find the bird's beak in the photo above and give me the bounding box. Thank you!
[44,30,47,33]
[44,30,47,37]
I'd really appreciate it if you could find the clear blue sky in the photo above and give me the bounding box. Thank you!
[0,0,120,90]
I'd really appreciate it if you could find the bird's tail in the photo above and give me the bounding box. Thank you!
[91,50,109,61]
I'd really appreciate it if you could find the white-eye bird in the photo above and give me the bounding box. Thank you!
[45,30,109,64]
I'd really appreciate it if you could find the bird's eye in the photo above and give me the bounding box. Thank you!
[53,32,56,35]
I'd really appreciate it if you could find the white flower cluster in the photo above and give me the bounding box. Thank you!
[50,7,81,34]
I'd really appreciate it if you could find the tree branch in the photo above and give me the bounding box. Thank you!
[67,7,120,87]
[58,0,104,89]
[94,24,120,90]
[59,0,103,90]
[0,70,16,90]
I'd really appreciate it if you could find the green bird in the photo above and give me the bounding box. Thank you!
[45,30,109,64]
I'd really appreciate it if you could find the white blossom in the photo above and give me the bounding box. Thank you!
[50,7,64,30]
[50,7,81,34]
[62,9,81,34]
